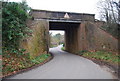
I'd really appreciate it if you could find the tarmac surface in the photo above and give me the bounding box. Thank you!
[7,45,114,79]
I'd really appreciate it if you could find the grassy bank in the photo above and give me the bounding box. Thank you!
[3,53,51,76]
[61,47,65,51]
[77,51,120,65]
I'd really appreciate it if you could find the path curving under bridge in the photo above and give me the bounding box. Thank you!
[7,45,115,79]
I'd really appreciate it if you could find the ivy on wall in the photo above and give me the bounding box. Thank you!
[2,1,52,76]
[2,1,31,53]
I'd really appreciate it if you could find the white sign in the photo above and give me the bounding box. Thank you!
[64,13,70,19]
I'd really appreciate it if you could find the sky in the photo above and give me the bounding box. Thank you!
[9,0,100,18]
[8,0,100,35]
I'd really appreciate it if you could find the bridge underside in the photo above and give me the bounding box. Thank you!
[49,21,80,30]
[49,21,80,53]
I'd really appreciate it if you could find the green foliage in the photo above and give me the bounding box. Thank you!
[61,47,65,51]
[31,54,51,64]
[50,33,64,48]
[2,1,31,52]
[26,22,47,59]
[80,51,120,64]
[3,53,51,75]
[2,1,51,76]
[77,50,88,55]
[54,33,61,40]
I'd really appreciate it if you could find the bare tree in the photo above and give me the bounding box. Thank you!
[113,0,120,23]
[98,0,119,23]
[97,0,119,38]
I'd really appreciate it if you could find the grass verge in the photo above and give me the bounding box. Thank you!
[2,53,51,76]
[61,47,65,51]
[77,50,120,78]
[77,51,120,65]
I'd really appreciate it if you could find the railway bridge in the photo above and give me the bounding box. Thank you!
[21,9,118,57]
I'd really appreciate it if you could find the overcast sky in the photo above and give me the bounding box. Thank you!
[8,0,100,35]
[9,0,100,18]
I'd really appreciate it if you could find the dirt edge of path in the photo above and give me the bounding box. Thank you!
[2,53,54,79]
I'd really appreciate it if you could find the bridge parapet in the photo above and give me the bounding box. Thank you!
[30,9,95,22]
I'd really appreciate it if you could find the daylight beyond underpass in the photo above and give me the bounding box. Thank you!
[7,46,115,79]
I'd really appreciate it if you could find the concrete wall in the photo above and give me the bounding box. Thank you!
[20,20,49,58]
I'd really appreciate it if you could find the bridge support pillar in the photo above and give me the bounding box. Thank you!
[65,24,79,53]
[77,22,88,51]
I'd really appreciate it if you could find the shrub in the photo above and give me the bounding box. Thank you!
[77,50,88,55]
[2,1,31,54]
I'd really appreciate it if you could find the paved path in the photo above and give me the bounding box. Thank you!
[8,46,114,79]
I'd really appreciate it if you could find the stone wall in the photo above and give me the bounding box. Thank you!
[78,21,118,53]
[20,20,49,58]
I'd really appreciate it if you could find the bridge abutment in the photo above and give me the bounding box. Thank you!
[21,20,49,58]
[65,23,79,53]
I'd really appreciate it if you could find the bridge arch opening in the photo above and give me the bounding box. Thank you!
[49,30,65,48]
[49,21,80,53]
